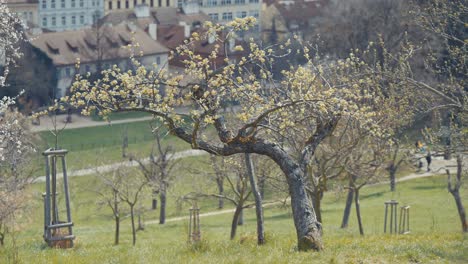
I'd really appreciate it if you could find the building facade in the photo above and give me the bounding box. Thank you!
[6,0,39,26]
[104,0,175,14]
[38,0,104,31]
[195,0,261,31]
[30,24,169,97]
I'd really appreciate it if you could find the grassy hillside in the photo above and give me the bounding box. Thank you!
[1,167,466,263]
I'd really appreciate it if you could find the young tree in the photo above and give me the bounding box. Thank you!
[210,154,227,209]
[67,18,406,251]
[446,155,467,232]
[0,110,36,246]
[130,129,176,225]
[117,168,148,246]
[95,169,124,245]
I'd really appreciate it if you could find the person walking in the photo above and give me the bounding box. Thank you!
[425,151,432,172]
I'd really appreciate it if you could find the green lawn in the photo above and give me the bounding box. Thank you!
[90,111,152,122]
[35,120,191,171]
[1,163,467,264]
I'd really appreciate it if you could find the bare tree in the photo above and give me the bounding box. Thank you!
[117,168,148,246]
[95,169,124,245]
[130,129,176,225]
[0,110,36,246]
[446,155,467,232]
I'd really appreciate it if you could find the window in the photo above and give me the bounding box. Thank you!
[51,0,56,8]
[125,0,129,8]
[158,0,161,6]
[108,1,112,9]
[249,0,258,3]
[80,15,84,24]
[71,15,76,25]
[156,56,160,65]
[61,16,66,25]
[42,17,47,26]
[71,0,75,7]
[209,13,219,21]
[177,0,183,8]
[221,0,231,5]
[207,0,217,6]
[150,0,154,7]
[166,0,169,6]
[80,0,84,7]
[65,67,71,77]
[134,0,137,6]
[236,11,246,18]
[222,12,232,21]
[85,65,91,73]
[42,0,46,8]
[61,0,65,8]
[117,1,121,8]
[249,10,259,18]
[92,0,95,6]
[142,0,146,4]
[234,0,244,4]
[51,16,56,26]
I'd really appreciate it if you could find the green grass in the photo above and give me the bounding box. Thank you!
[90,111,152,122]
[1,166,467,263]
[34,120,191,171]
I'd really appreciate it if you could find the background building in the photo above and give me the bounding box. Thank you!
[6,0,39,26]
[39,0,104,31]
[104,0,175,14]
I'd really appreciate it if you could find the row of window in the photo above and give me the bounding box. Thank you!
[208,10,258,21]
[205,0,258,7]
[41,0,100,9]
[107,0,169,10]
[42,15,85,27]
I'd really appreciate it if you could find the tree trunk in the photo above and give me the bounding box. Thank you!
[217,179,224,209]
[259,173,266,199]
[451,191,468,232]
[152,198,158,210]
[231,203,244,239]
[245,153,265,245]
[283,166,323,251]
[340,187,354,228]
[159,188,166,224]
[238,209,244,225]
[389,164,396,192]
[130,205,136,246]
[354,188,364,236]
[114,216,120,245]
[311,190,322,223]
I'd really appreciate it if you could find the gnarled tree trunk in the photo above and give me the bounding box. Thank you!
[447,155,467,232]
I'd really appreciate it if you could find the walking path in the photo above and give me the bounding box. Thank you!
[152,155,465,225]
[33,149,207,183]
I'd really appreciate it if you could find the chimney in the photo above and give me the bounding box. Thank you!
[149,23,157,40]
[179,21,190,38]
[134,4,150,18]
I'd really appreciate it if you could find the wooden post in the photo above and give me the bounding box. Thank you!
[384,200,398,234]
[42,148,75,248]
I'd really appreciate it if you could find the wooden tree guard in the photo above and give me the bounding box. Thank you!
[399,205,410,234]
[43,148,75,248]
[188,202,201,242]
[384,200,398,234]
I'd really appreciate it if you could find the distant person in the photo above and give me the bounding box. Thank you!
[426,151,432,172]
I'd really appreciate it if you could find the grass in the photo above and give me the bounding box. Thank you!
[1,164,467,263]
[34,120,191,171]
[90,111,152,122]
